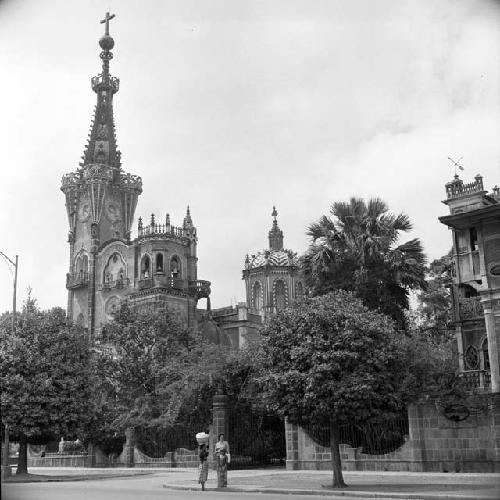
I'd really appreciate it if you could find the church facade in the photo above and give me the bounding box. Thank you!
[61,16,211,338]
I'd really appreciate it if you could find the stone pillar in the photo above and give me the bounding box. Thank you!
[482,298,500,393]
[455,324,465,372]
[87,443,97,468]
[212,391,228,469]
[123,427,135,468]
[407,404,426,472]
[285,417,299,470]
[238,304,248,349]
[88,223,99,338]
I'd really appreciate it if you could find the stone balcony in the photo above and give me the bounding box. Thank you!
[66,271,89,289]
[188,280,211,299]
[135,276,210,299]
[98,277,130,291]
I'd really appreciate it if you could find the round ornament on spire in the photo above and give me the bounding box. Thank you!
[99,35,115,51]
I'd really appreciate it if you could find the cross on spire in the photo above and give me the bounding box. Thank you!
[100,12,115,36]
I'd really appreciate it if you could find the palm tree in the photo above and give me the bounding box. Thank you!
[302,197,427,327]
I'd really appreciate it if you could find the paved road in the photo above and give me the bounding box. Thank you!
[1,473,395,500]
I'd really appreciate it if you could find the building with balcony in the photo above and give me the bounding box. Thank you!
[61,20,216,339]
[439,173,500,392]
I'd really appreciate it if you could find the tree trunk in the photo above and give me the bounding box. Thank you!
[330,419,347,488]
[16,435,28,475]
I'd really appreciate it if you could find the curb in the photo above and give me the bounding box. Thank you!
[162,483,496,500]
[3,472,153,484]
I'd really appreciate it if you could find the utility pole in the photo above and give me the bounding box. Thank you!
[0,251,18,479]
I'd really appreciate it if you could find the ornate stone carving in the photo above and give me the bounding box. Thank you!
[78,199,90,222]
[465,345,479,369]
[459,297,483,319]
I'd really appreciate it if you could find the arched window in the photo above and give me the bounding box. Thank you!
[74,253,89,275]
[482,338,490,371]
[274,280,287,311]
[170,256,181,278]
[156,253,164,273]
[295,282,304,300]
[103,252,127,283]
[141,254,151,279]
[253,281,262,311]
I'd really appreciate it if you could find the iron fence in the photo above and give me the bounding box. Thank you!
[302,415,409,455]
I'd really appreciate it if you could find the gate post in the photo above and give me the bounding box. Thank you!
[124,427,135,468]
[285,417,299,470]
[212,389,228,469]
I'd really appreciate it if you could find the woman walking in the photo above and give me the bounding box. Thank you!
[198,443,209,491]
[215,433,230,488]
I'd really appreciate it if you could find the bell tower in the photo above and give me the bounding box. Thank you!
[61,13,142,335]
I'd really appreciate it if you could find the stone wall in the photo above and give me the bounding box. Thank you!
[286,395,500,473]
[133,447,198,468]
[29,454,90,468]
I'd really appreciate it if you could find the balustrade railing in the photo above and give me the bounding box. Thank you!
[138,223,185,239]
[460,370,491,391]
[134,277,210,298]
[188,279,211,298]
[98,277,130,291]
[138,278,154,290]
[66,271,89,289]
[458,297,483,320]
[445,175,484,199]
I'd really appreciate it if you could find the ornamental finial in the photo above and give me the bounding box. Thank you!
[272,205,278,220]
[100,12,115,37]
[99,13,116,59]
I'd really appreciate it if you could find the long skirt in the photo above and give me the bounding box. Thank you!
[198,460,208,484]
[217,455,228,487]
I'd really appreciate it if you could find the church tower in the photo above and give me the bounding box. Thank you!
[61,14,211,336]
[243,207,304,318]
[61,14,142,335]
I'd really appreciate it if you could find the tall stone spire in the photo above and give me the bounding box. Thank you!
[61,14,142,336]
[268,206,284,251]
[80,12,121,169]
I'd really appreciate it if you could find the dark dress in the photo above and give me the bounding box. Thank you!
[198,447,209,484]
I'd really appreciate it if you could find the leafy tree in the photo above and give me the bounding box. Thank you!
[398,329,463,406]
[257,291,407,488]
[302,197,427,327]
[0,298,93,475]
[91,303,226,450]
[414,250,453,340]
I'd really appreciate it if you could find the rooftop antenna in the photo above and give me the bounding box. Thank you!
[447,156,464,176]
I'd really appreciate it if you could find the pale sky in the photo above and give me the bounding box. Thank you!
[0,0,499,312]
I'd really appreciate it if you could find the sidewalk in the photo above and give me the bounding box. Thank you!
[161,469,500,499]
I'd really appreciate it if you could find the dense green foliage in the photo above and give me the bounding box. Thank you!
[258,291,406,427]
[414,250,454,339]
[257,291,408,486]
[0,298,93,474]
[89,303,227,454]
[302,197,427,327]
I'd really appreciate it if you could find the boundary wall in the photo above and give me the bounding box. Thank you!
[286,396,500,473]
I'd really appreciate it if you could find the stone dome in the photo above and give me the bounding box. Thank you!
[247,249,299,269]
